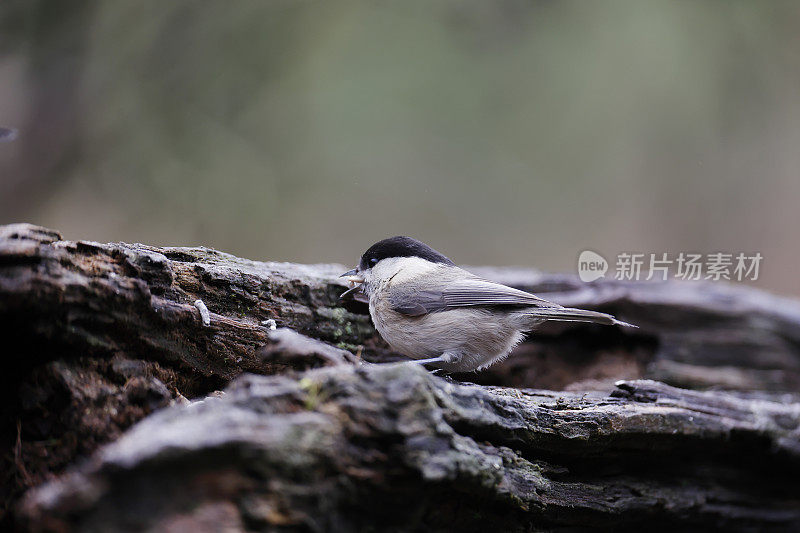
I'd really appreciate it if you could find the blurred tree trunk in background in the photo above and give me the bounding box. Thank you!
[0,0,94,219]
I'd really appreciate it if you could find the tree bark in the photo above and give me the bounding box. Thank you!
[2,223,799,531]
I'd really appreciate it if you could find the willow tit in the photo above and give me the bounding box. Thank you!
[340,236,635,373]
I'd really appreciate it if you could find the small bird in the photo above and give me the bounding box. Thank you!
[340,236,635,373]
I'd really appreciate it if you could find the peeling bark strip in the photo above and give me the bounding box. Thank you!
[17,367,800,531]
[2,223,800,530]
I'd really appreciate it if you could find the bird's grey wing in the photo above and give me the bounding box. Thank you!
[389,278,559,317]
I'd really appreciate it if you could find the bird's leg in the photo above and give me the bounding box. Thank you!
[410,356,448,365]
[409,352,458,366]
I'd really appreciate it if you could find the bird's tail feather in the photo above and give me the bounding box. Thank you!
[523,307,637,328]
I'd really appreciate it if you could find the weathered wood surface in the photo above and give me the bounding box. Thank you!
[2,223,800,531]
[17,369,800,531]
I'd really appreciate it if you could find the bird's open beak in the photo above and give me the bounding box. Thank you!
[339,268,365,284]
[339,268,365,299]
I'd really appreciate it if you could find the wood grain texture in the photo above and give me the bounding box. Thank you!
[2,223,800,531]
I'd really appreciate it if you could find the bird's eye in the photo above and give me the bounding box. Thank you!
[369,258,379,266]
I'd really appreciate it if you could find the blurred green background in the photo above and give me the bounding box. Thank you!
[1,1,798,295]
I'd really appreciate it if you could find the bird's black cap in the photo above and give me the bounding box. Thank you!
[359,236,454,270]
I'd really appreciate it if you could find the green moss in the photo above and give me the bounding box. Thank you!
[329,307,348,323]
[336,342,360,352]
[298,377,330,410]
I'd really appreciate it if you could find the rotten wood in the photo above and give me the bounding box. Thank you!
[17,367,800,531]
[2,223,800,530]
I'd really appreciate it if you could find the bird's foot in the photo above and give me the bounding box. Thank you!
[407,353,460,374]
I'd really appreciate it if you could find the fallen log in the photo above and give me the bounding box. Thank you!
[2,223,799,530]
[17,367,800,531]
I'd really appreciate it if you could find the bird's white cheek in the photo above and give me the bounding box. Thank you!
[361,271,376,294]
[371,257,439,285]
